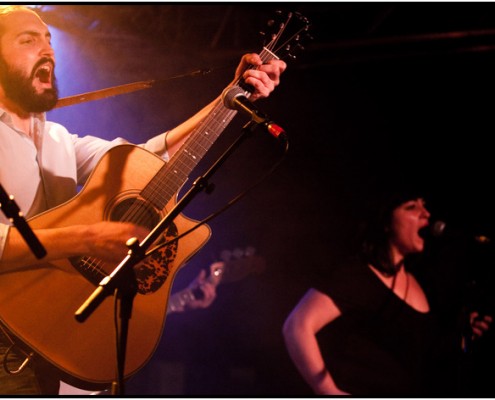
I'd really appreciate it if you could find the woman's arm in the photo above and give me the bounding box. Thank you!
[283,288,349,395]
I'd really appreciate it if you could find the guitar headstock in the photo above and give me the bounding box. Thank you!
[260,10,312,61]
[208,246,266,286]
[169,247,266,313]
[236,10,311,94]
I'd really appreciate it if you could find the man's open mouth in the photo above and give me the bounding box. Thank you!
[34,62,53,85]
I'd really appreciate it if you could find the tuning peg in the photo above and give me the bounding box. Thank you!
[219,249,232,262]
[232,248,244,259]
[244,246,256,257]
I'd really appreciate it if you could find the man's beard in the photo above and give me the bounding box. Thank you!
[0,57,59,113]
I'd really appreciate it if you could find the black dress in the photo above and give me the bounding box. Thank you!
[314,257,445,396]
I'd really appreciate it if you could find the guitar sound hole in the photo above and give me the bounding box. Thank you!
[109,197,160,230]
[71,197,159,285]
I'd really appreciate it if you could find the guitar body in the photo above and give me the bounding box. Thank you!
[0,144,210,388]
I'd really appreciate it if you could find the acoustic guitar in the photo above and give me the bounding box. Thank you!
[0,11,310,389]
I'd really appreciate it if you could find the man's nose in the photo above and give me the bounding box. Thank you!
[40,40,55,59]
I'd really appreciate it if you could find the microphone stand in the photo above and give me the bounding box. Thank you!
[0,183,46,259]
[74,119,261,395]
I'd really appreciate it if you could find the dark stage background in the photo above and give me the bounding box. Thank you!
[37,3,495,395]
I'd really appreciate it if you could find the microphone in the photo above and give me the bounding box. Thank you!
[419,220,491,245]
[222,86,287,143]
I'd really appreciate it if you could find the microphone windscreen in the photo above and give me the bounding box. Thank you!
[431,220,446,238]
[222,86,245,109]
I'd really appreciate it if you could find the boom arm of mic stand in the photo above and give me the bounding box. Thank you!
[0,183,46,259]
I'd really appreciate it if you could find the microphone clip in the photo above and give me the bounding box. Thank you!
[222,86,287,143]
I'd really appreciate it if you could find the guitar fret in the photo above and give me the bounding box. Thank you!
[261,47,279,61]
[141,102,237,209]
[167,289,195,312]
[137,42,281,211]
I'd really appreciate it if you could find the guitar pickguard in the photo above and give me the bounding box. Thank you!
[134,222,178,294]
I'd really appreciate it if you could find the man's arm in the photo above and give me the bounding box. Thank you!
[0,221,150,272]
[0,53,285,270]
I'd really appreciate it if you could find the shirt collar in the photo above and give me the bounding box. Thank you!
[0,107,45,133]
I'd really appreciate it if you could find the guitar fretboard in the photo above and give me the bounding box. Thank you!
[141,103,237,210]
[140,47,278,212]
[167,289,197,313]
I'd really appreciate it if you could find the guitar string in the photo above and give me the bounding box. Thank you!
[118,26,285,223]
[118,49,274,230]
[139,48,274,208]
[79,44,278,277]
[131,48,275,213]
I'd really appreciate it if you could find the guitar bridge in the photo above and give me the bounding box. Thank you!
[69,256,106,286]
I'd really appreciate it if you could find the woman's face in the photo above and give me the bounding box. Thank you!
[389,198,430,257]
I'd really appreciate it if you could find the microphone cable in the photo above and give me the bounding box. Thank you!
[144,135,289,258]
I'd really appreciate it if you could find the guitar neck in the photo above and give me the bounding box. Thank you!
[140,48,279,211]
[167,287,197,313]
[141,101,237,210]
